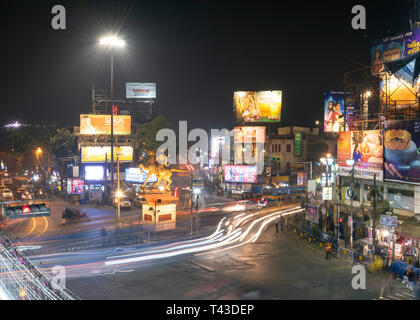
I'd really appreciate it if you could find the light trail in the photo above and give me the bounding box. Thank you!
[104,206,302,267]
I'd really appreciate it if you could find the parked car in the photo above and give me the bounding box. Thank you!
[0,189,13,201]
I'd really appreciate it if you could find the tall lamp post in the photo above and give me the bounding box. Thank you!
[99,35,125,187]
[346,159,355,249]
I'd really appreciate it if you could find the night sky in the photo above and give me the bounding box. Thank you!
[0,0,413,130]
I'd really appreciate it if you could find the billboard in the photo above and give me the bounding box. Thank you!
[233,126,266,143]
[370,28,420,74]
[384,119,420,184]
[125,168,158,184]
[126,83,156,99]
[80,114,131,135]
[324,91,345,132]
[81,146,133,163]
[85,166,104,181]
[234,91,282,123]
[337,130,384,181]
[224,165,257,183]
[66,179,84,194]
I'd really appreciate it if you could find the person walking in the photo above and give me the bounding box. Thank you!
[325,242,332,260]
[280,215,285,232]
[275,216,280,233]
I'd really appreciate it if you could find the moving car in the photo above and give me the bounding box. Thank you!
[113,195,132,209]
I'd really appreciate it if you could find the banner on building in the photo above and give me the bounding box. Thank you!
[234,91,282,123]
[384,119,420,184]
[80,114,131,135]
[294,132,302,156]
[337,130,384,181]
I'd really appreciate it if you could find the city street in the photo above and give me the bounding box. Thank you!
[64,221,415,300]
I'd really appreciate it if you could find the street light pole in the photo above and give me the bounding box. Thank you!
[110,51,114,187]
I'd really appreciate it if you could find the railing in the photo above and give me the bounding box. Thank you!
[0,231,78,300]
[285,223,374,266]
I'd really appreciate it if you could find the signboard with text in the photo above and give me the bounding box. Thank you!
[126,83,156,99]
[80,114,131,135]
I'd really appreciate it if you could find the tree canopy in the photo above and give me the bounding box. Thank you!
[136,116,172,153]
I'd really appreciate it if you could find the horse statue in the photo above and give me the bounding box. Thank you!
[139,151,173,192]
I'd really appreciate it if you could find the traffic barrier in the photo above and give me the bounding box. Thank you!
[337,246,354,264]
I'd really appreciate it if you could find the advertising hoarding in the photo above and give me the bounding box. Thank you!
[80,114,131,135]
[384,119,420,184]
[124,168,158,184]
[370,28,420,74]
[233,126,266,143]
[66,179,84,194]
[234,91,282,123]
[224,165,257,183]
[126,83,156,99]
[337,130,384,181]
[85,166,104,181]
[81,146,133,163]
[324,91,345,132]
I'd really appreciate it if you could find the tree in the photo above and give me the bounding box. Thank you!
[49,128,77,158]
[136,116,172,153]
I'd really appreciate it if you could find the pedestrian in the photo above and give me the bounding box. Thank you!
[280,215,285,232]
[275,216,279,233]
[325,242,332,260]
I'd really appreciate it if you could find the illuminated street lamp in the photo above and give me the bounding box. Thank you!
[36,147,42,155]
[99,34,126,186]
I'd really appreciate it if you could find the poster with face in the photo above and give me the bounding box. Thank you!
[324,91,345,132]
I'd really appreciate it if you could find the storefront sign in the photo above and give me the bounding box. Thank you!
[294,132,302,156]
[322,187,333,200]
[379,215,398,228]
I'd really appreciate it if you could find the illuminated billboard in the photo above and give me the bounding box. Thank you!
[337,130,384,181]
[80,114,131,135]
[66,179,84,194]
[233,126,266,144]
[126,83,156,99]
[370,28,420,75]
[224,165,257,183]
[234,91,282,123]
[324,91,345,132]
[384,119,420,184]
[125,168,158,184]
[81,146,133,163]
[85,166,104,181]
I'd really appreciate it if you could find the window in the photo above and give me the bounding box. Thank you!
[272,144,275,153]
[286,144,291,153]
[278,144,281,152]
